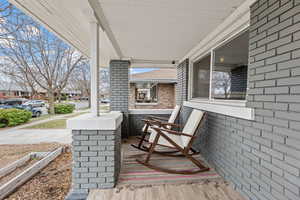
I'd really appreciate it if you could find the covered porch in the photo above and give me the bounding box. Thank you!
[88,138,244,200]
[9,0,300,200]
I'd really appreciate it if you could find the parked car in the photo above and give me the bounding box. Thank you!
[0,99,6,105]
[14,105,44,117]
[23,100,45,107]
[4,98,28,106]
[0,105,13,109]
[100,99,110,104]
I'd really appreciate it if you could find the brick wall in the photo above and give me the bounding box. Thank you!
[66,127,121,199]
[181,1,300,200]
[128,113,171,136]
[176,59,189,105]
[129,83,175,109]
[110,60,130,138]
[110,60,130,112]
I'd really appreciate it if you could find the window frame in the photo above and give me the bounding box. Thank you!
[189,28,249,105]
[134,82,159,105]
[188,28,254,120]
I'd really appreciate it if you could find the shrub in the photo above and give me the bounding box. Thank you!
[54,104,75,114]
[0,109,32,127]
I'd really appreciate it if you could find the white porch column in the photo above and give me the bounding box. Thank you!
[90,21,100,116]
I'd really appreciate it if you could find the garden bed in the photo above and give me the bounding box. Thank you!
[0,144,72,200]
[0,158,40,188]
[4,150,72,200]
[0,143,62,169]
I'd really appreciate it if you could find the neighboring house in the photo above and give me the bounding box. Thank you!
[0,81,82,100]
[129,68,177,109]
[0,81,31,99]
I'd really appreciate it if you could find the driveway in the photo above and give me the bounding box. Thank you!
[0,129,71,144]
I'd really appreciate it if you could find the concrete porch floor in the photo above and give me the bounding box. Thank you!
[87,138,246,200]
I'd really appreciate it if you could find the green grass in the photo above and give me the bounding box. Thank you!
[29,114,52,122]
[64,112,89,119]
[23,111,89,129]
[24,119,67,129]
[100,104,109,113]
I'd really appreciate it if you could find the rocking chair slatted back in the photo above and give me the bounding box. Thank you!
[166,105,181,128]
[181,110,204,147]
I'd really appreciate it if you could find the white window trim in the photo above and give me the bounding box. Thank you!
[188,27,255,120]
[184,100,254,120]
[129,109,173,115]
[135,102,158,106]
[134,82,158,105]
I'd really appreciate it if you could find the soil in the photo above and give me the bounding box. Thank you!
[4,149,72,200]
[0,144,72,200]
[0,143,62,168]
[0,159,40,187]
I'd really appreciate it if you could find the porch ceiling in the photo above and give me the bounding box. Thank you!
[10,0,248,66]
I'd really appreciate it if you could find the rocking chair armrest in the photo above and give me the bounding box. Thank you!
[152,127,194,138]
[147,115,169,121]
[141,119,162,126]
[160,122,182,129]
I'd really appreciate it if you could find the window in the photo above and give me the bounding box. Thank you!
[192,55,211,99]
[192,30,249,102]
[135,83,158,104]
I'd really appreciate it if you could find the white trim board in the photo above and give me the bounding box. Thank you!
[184,101,254,120]
[129,109,173,115]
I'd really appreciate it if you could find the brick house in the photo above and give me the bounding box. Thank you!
[129,68,177,109]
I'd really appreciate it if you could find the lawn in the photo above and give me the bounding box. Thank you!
[29,114,52,122]
[23,111,89,129]
[24,119,67,129]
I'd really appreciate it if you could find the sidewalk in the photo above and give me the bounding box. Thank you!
[0,110,89,144]
[0,109,89,134]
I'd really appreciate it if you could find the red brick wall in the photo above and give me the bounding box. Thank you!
[129,83,175,109]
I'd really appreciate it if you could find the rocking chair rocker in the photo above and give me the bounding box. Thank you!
[136,109,210,174]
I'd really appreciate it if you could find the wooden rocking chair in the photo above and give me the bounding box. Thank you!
[136,110,210,174]
[131,105,181,152]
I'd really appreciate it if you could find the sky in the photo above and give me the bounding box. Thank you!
[130,68,156,74]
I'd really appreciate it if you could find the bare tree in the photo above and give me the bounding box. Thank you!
[70,61,91,107]
[0,60,39,98]
[212,72,231,99]
[0,0,24,39]
[0,0,13,21]
[0,12,86,114]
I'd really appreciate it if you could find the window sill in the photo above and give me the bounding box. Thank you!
[129,109,172,115]
[184,99,254,120]
[135,103,158,106]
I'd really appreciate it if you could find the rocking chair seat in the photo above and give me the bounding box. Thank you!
[148,128,184,148]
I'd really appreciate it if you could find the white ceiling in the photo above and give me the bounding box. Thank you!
[10,0,248,66]
[99,0,247,61]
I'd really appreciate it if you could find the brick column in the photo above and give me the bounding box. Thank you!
[176,59,189,105]
[176,59,189,126]
[110,60,130,138]
[66,113,122,200]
